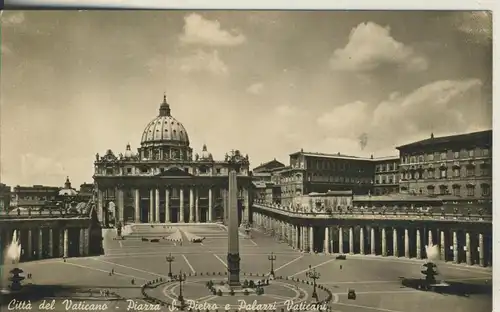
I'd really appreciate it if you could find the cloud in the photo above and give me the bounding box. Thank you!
[454,12,492,44]
[179,13,246,47]
[246,82,264,95]
[329,22,428,72]
[178,50,228,76]
[1,12,25,26]
[317,78,487,153]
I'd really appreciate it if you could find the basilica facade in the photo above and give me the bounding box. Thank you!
[93,95,252,227]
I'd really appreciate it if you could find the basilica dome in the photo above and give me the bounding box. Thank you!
[140,95,190,147]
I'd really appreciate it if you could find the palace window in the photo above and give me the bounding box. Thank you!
[453,168,460,178]
[439,185,448,195]
[468,149,475,158]
[427,154,434,161]
[127,168,132,174]
[454,151,460,159]
[415,172,420,180]
[410,156,416,163]
[440,169,447,179]
[467,186,475,197]
[418,155,424,163]
[440,152,447,160]
[480,165,490,176]
[452,186,461,196]
[481,184,491,197]
[482,148,490,157]
[216,168,221,174]
[466,167,475,177]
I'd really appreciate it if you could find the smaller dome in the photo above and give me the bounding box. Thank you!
[59,177,78,196]
[199,144,213,161]
[124,143,133,158]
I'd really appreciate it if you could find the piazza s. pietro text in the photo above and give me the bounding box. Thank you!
[0,9,492,312]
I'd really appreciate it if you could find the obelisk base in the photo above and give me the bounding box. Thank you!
[227,253,241,286]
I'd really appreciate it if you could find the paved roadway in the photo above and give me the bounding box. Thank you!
[1,223,492,312]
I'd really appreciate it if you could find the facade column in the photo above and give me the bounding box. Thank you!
[404,228,410,258]
[416,229,421,259]
[208,187,213,222]
[440,230,446,261]
[349,227,354,254]
[179,187,185,223]
[453,231,459,263]
[38,229,43,259]
[381,228,387,257]
[155,188,160,223]
[48,229,54,258]
[25,229,32,260]
[324,226,330,254]
[478,233,484,267]
[149,189,154,223]
[195,188,199,222]
[370,227,376,255]
[243,188,250,223]
[63,228,69,258]
[339,227,344,254]
[393,228,399,257]
[134,189,140,223]
[97,189,104,224]
[189,187,195,223]
[165,188,170,223]
[359,227,365,255]
[466,232,472,265]
[118,188,124,223]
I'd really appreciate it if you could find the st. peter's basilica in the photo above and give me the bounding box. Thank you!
[93,95,252,227]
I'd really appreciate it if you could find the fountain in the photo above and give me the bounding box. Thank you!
[1,230,26,296]
[422,243,449,288]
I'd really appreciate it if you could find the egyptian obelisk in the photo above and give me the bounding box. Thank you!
[227,151,241,286]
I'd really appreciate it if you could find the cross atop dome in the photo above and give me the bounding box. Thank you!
[64,176,72,189]
[159,93,171,117]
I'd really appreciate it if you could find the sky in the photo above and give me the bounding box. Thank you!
[0,10,493,187]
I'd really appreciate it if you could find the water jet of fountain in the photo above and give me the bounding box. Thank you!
[425,243,440,262]
[1,230,24,295]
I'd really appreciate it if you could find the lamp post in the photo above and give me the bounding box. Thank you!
[306,268,320,300]
[177,270,187,303]
[166,253,175,278]
[268,252,276,277]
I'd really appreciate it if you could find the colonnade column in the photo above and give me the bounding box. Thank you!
[478,233,484,267]
[370,228,376,255]
[293,226,298,249]
[63,228,69,258]
[79,228,85,256]
[195,189,199,223]
[58,229,64,257]
[155,189,160,223]
[48,229,53,258]
[179,188,185,223]
[165,188,170,223]
[453,231,458,263]
[349,227,354,254]
[359,227,365,255]
[440,230,446,261]
[309,227,314,253]
[338,227,344,254]
[381,228,387,257]
[27,229,33,259]
[324,227,330,254]
[38,229,43,259]
[428,229,433,247]
[466,232,472,265]
[149,189,154,223]
[208,188,213,222]
[393,228,398,257]
[134,189,140,223]
[416,229,421,259]
[404,228,410,258]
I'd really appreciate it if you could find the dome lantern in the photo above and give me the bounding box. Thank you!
[159,93,171,117]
